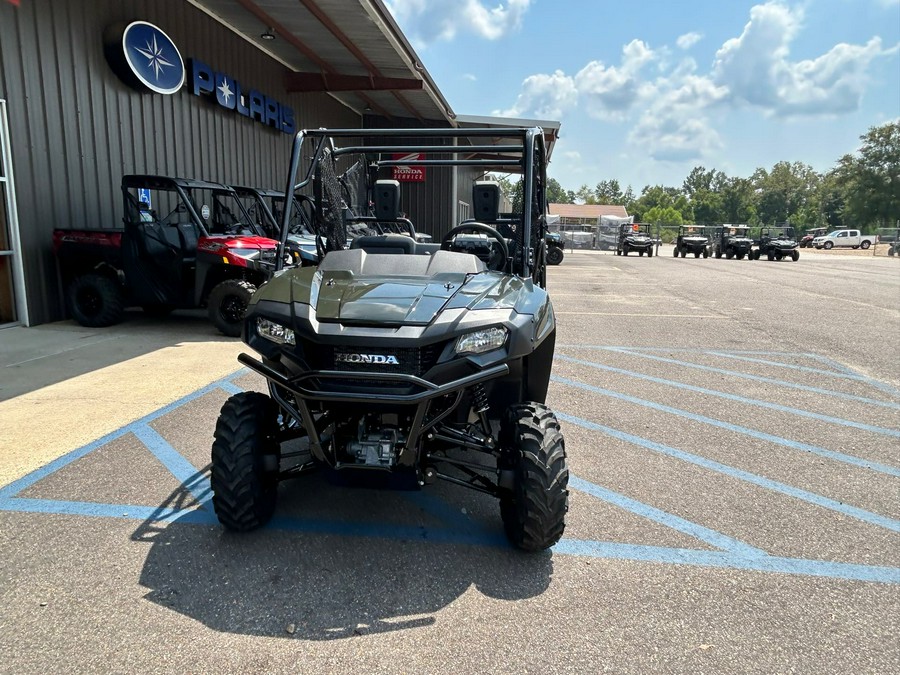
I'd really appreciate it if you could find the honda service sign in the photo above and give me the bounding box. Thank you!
[392,153,425,182]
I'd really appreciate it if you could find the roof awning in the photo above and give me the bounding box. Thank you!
[187,0,456,122]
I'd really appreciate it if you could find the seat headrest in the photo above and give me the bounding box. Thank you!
[374,180,401,221]
[472,181,501,223]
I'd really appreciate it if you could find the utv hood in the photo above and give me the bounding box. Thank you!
[287,269,530,327]
[315,273,528,325]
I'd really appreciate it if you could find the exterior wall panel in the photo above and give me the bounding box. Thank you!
[0,0,359,324]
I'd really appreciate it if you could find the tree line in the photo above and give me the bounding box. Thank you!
[522,122,899,232]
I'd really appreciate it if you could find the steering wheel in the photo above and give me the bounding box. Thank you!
[440,222,510,272]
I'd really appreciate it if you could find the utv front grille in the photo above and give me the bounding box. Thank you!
[301,342,441,378]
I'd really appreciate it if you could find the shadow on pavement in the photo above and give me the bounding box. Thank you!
[0,311,238,401]
[132,474,554,640]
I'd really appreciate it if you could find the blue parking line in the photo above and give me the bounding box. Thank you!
[556,411,900,533]
[553,540,900,584]
[801,354,900,397]
[218,381,244,396]
[0,497,219,525]
[559,347,900,411]
[131,426,213,509]
[704,351,886,384]
[556,354,900,439]
[552,375,900,478]
[569,476,767,557]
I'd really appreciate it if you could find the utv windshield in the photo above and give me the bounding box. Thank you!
[188,189,259,236]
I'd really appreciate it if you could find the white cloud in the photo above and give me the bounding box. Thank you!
[676,32,703,50]
[713,1,895,116]
[575,40,656,119]
[384,0,531,46]
[629,113,722,162]
[462,73,477,81]
[497,1,896,163]
[495,70,578,119]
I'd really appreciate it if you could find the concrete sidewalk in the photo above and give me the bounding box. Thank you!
[0,314,246,487]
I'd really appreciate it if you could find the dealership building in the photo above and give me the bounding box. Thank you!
[0,0,559,328]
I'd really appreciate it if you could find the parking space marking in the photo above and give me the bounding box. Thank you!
[561,347,900,411]
[704,351,900,394]
[2,368,899,585]
[569,476,767,557]
[554,539,900,584]
[556,411,900,533]
[557,354,900,441]
[553,374,900,478]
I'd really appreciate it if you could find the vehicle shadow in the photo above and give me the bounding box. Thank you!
[0,311,238,401]
[132,473,554,640]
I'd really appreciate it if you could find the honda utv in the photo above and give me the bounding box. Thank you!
[53,176,286,336]
[673,225,710,258]
[712,225,754,260]
[615,223,655,256]
[752,227,800,261]
[210,128,568,551]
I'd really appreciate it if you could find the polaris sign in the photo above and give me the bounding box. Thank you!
[335,353,400,365]
[189,59,295,135]
[105,21,294,135]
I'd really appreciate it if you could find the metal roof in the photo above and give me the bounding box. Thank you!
[186,0,456,123]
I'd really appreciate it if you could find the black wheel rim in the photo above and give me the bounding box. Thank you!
[220,295,247,324]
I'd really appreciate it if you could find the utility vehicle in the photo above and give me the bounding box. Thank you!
[712,225,754,260]
[672,225,709,258]
[752,227,800,261]
[876,228,900,256]
[231,185,321,266]
[799,227,826,248]
[53,175,284,336]
[545,232,565,265]
[210,127,568,552]
[615,223,655,256]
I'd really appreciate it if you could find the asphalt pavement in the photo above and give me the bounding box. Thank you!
[0,246,897,673]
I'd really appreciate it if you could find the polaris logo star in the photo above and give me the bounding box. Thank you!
[335,353,400,365]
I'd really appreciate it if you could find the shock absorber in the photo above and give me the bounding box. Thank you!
[471,382,491,436]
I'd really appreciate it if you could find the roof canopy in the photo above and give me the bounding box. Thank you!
[190,0,455,122]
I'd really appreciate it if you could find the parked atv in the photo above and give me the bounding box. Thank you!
[53,176,285,336]
[615,223,655,256]
[210,127,568,552]
[673,225,709,258]
[752,227,800,261]
[712,225,754,260]
[545,232,565,265]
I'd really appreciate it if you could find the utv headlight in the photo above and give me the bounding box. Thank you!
[256,317,295,345]
[456,326,508,355]
[227,248,260,260]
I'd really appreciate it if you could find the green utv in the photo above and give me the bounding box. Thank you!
[210,128,568,552]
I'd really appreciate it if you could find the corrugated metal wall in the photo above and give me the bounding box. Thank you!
[361,114,462,242]
[0,0,359,324]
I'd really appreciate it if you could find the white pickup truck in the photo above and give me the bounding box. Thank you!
[812,229,876,250]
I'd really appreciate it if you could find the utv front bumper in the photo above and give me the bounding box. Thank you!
[238,352,508,469]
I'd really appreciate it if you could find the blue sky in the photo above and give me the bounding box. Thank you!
[384,0,900,195]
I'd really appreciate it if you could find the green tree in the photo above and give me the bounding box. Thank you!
[575,184,598,204]
[719,177,756,224]
[594,179,623,204]
[546,177,572,204]
[752,161,821,225]
[643,205,683,225]
[835,122,900,228]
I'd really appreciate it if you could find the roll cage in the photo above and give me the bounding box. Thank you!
[274,127,550,282]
